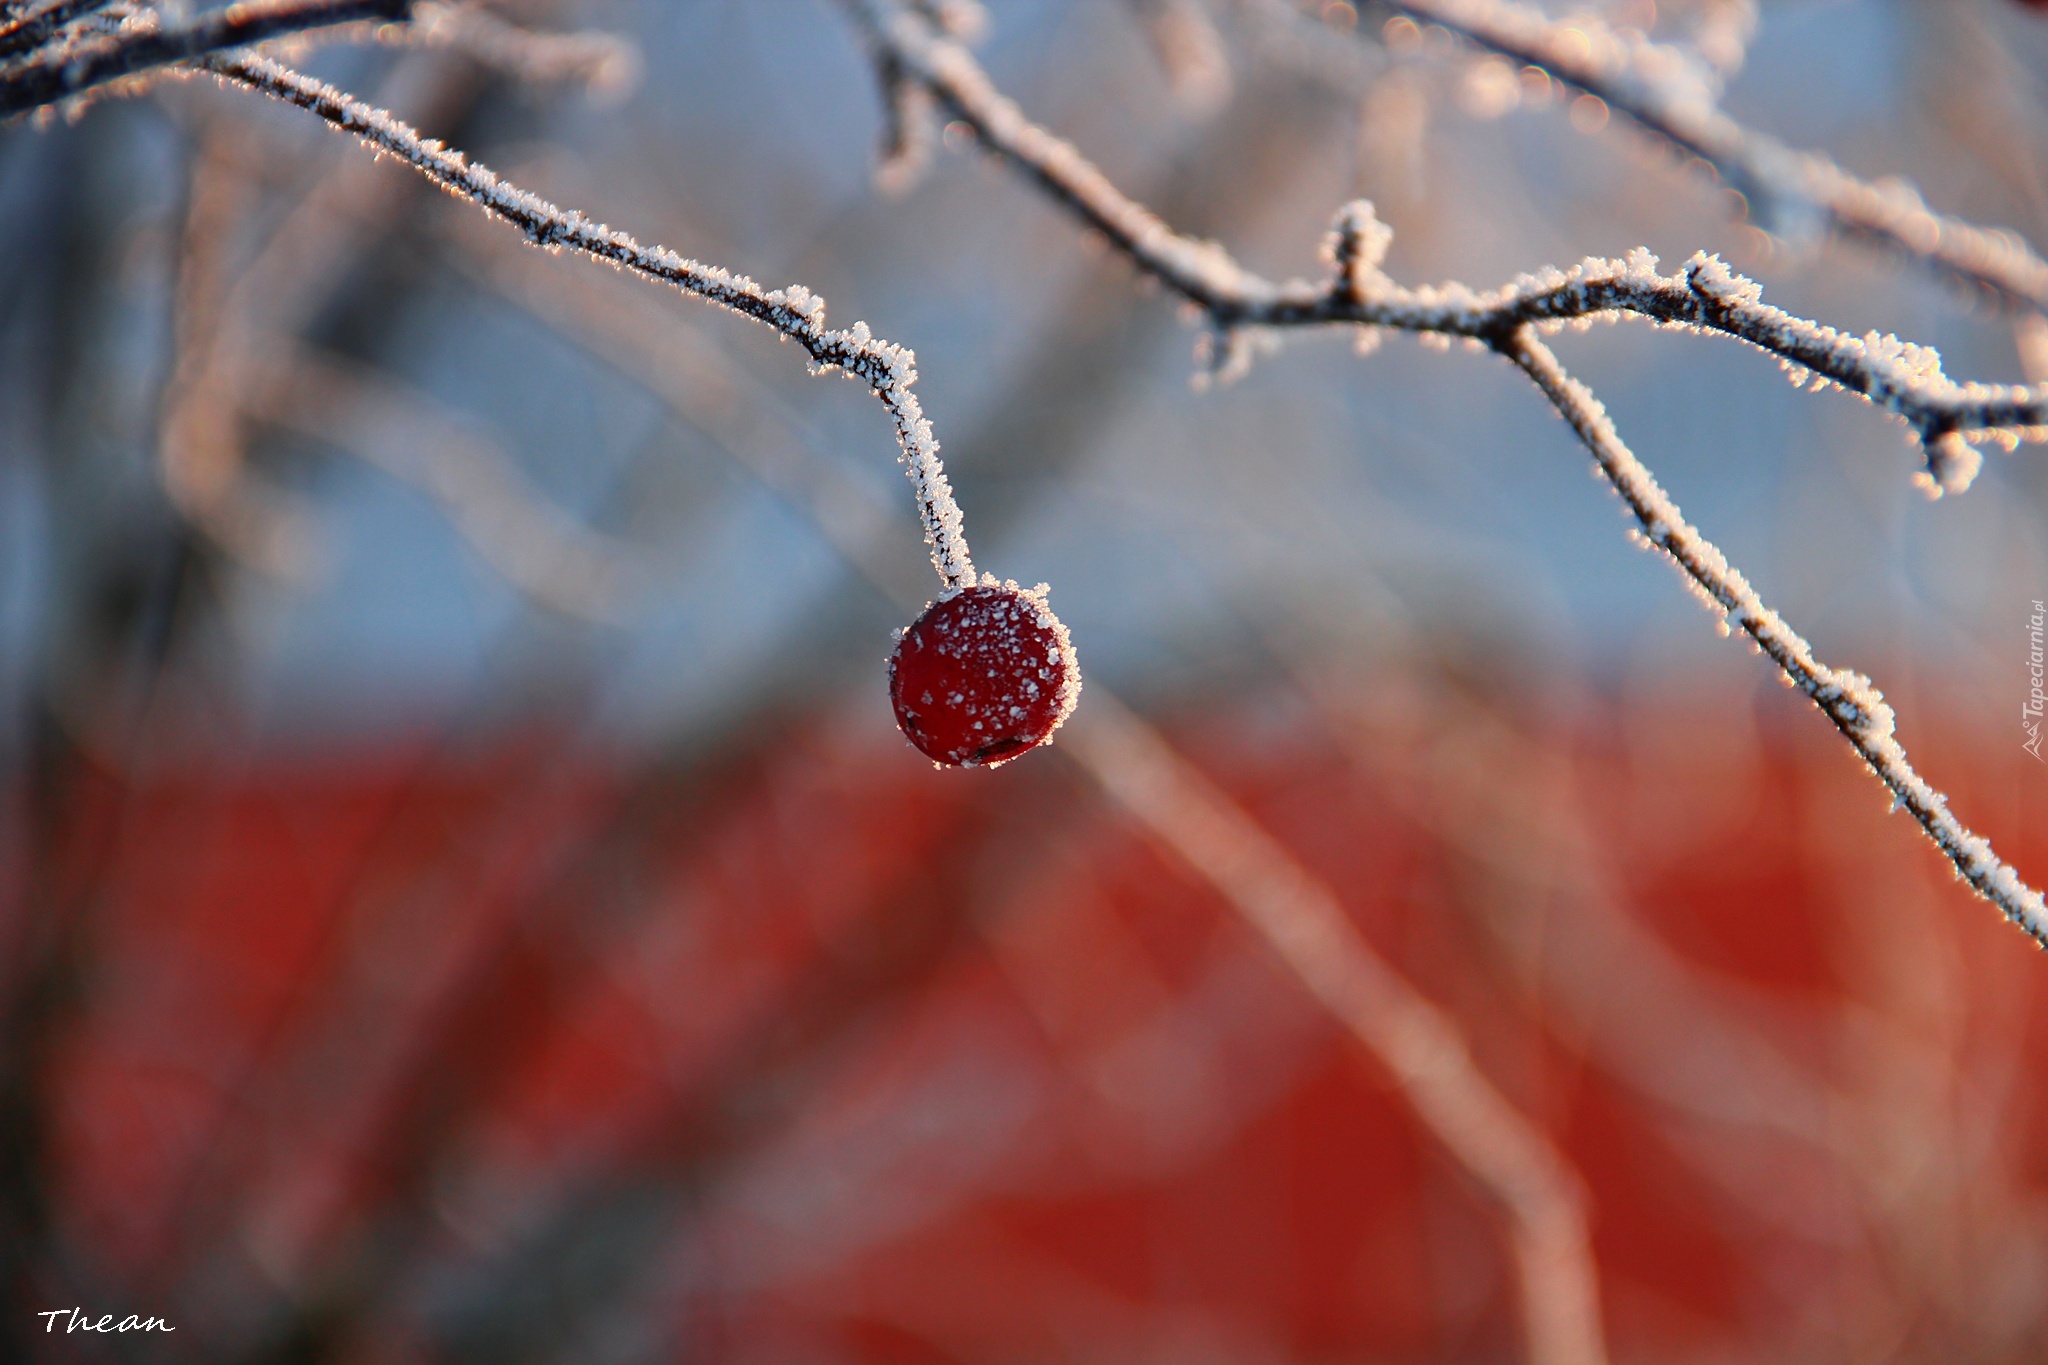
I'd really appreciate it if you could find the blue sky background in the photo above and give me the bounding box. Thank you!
[5,0,2046,756]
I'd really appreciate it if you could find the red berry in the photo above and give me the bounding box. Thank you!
[888,581,1080,768]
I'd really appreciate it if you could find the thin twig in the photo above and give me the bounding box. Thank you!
[157,51,477,577]
[1128,0,1232,117]
[161,107,322,576]
[206,50,979,590]
[856,1,2048,484]
[1672,0,1758,78]
[1499,327,2048,947]
[846,0,2048,947]
[1356,0,2048,314]
[467,207,1609,1364]
[0,0,410,118]
[0,0,115,61]
[444,215,927,603]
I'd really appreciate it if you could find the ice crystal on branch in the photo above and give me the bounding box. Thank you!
[204,52,982,592]
[1339,0,2048,316]
[1322,199,1393,304]
[0,6,1086,765]
[0,0,414,119]
[848,0,2048,946]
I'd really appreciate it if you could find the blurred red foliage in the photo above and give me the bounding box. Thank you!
[10,672,2048,1363]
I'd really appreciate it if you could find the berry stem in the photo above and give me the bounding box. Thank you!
[207,50,978,591]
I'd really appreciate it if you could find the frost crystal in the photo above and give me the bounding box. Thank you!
[210,52,982,592]
[888,580,1082,767]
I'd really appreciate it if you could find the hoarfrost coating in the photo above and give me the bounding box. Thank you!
[850,0,2048,947]
[1364,0,2048,314]
[888,580,1081,768]
[0,2,2036,932]
[207,52,980,593]
[854,4,2048,492]
[0,0,412,117]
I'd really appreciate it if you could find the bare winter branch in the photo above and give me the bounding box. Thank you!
[255,349,651,623]
[1129,0,1233,117]
[847,0,2048,947]
[0,0,410,119]
[856,1,2048,482]
[18,6,2048,1361]
[206,50,979,591]
[476,204,1610,1362]
[1354,0,2048,315]
[1500,328,2048,947]
[0,0,116,61]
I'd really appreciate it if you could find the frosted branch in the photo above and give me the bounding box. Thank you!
[493,220,1612,1354]
[207,51,978,590]
[0,0,115,61]
[0,0,409,119]
[1501,328,2048,947]
[1676,0,1759,78]
[159,105,328,578]
[1363,0,2048,315]
[857,2,2048,486]
[445,213,928,603]
[905,0,983,40]
[849,0,2048,947]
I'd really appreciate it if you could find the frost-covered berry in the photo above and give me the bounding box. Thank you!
[888,580,1080,768]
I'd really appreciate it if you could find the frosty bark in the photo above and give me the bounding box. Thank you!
[855,1,2048,467]
[208,51,979,591]
[0,0,408,117]
[849,0,2048,945]
[483,216,1611,1364]
[1502,328,2048,946]
[1369,0,2048,314]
